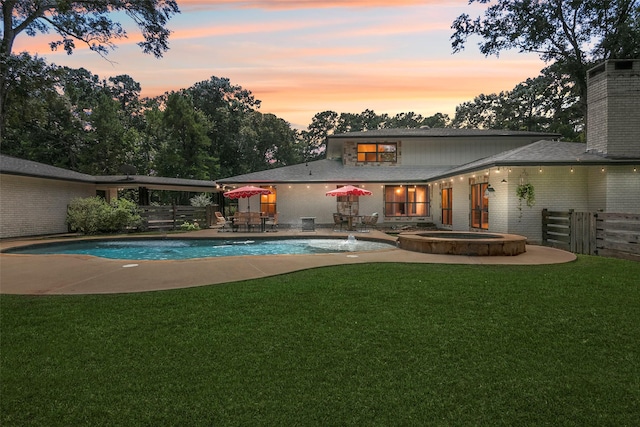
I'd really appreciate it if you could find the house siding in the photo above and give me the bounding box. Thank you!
[0,174,95,238]
[605,166,640,213]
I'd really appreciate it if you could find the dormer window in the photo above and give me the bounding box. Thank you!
[357,142,397,163]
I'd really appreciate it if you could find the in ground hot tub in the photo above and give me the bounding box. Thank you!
[397,231,527,256]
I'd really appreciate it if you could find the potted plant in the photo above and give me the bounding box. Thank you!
[516,183,535,217]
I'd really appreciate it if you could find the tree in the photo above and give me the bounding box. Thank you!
[386,112,450,128]
[1,0,180,142]
[451,0,640,118]
[155,92,214,180]
[185,76,261,178]
[451,64,583,140]
[1,53,86,168]
[299,110,339,161]
[80,93,130,175]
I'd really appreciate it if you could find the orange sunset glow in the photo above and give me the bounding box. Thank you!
[11,1,546,128]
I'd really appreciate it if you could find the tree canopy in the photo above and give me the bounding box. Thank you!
[1,0,180,58]
[451,0,640,115]
[0,0,180,143]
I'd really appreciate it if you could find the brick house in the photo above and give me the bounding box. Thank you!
[218,59,640,243]
[0,157,217,239]
[2,59,639,242]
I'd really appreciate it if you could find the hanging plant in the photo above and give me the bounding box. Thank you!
[516,183,535,213]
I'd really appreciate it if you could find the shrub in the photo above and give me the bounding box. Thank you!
[67,197,141,234]
[180,221,200,231]
[190,193,212,207]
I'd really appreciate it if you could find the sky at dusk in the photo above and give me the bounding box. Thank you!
[13,0,548,129]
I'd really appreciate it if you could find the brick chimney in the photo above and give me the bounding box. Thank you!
[586,59,640,158]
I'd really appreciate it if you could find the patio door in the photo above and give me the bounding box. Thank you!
[470,182,489,229]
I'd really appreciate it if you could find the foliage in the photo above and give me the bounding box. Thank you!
[451,0,640,119]
[0,0,180,143]
[452,64,584,140]
[66,197,141,234]
[179,221,200,231]
[1,0,180,58]
[516,183,536,211]
[189,193,212,207]
[300,109,451,158]
[154,92,213,180]
[1,258,639,425]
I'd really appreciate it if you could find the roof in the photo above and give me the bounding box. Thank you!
[217,159,450,184]
[439,140,638,179]
[331,128,560,139]
[1,154,218,191]
[219,140,639,185]
[0,154,95,183]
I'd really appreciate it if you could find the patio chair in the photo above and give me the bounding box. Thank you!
[232,212,248,232]
[265,212,278,231]
[248,212,262,232]
[359,213,379,232]
[214,211,233,231]
[333,213,348,231]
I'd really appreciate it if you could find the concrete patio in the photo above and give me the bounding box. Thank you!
[0,228,576,295]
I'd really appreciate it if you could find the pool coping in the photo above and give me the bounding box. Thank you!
[0,228,577,295]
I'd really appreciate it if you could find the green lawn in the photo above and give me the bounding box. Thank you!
[2,256,639,426]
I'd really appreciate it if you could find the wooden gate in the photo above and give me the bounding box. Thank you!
[542,210,639,261]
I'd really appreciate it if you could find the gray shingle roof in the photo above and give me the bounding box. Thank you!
[217,159,450,184]
[439,140,637,179]
[1,154,218,189]
[331,128,560,139]
[1,154,95,182]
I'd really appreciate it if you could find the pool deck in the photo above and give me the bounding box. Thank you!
[0,228,576,295]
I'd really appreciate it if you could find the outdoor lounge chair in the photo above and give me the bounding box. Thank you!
[333,213,348,231]
[214,211,233,231]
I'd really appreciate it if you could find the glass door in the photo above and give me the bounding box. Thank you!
[470,183,489,229]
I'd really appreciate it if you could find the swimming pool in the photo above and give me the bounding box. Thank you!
[5,237,396,260]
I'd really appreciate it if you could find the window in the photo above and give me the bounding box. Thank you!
[441,187,452,225]
[384,185,429,217]
[260,187,277,215]
[470,183,488,229]
[357,143,397,163]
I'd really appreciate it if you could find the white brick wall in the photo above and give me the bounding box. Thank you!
[605,166,640,213]
[0,174,96,238]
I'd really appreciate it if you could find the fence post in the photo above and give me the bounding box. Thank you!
[568,209,574,252]
[172,204,177,230]
[591,213,598,255]
[542,209,549,245]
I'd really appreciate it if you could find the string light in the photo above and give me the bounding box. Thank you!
[570,167,574,173]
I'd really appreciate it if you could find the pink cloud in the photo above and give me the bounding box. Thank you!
[179,0,448,11]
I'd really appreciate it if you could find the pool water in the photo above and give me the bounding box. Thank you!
[7,238,395,260]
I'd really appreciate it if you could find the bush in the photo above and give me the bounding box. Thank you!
[189,193,212,207]
[180,221,200,231]
[67,197,141,234]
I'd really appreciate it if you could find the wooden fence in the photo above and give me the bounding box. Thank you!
[542,209,640,261]
[139,205,213,231]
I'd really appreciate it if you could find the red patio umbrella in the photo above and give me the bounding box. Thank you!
[223,185,272,212]
[325,185,372,216]
[325,185,372,197]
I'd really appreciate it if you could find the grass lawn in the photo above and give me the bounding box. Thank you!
[1,255,639,426]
